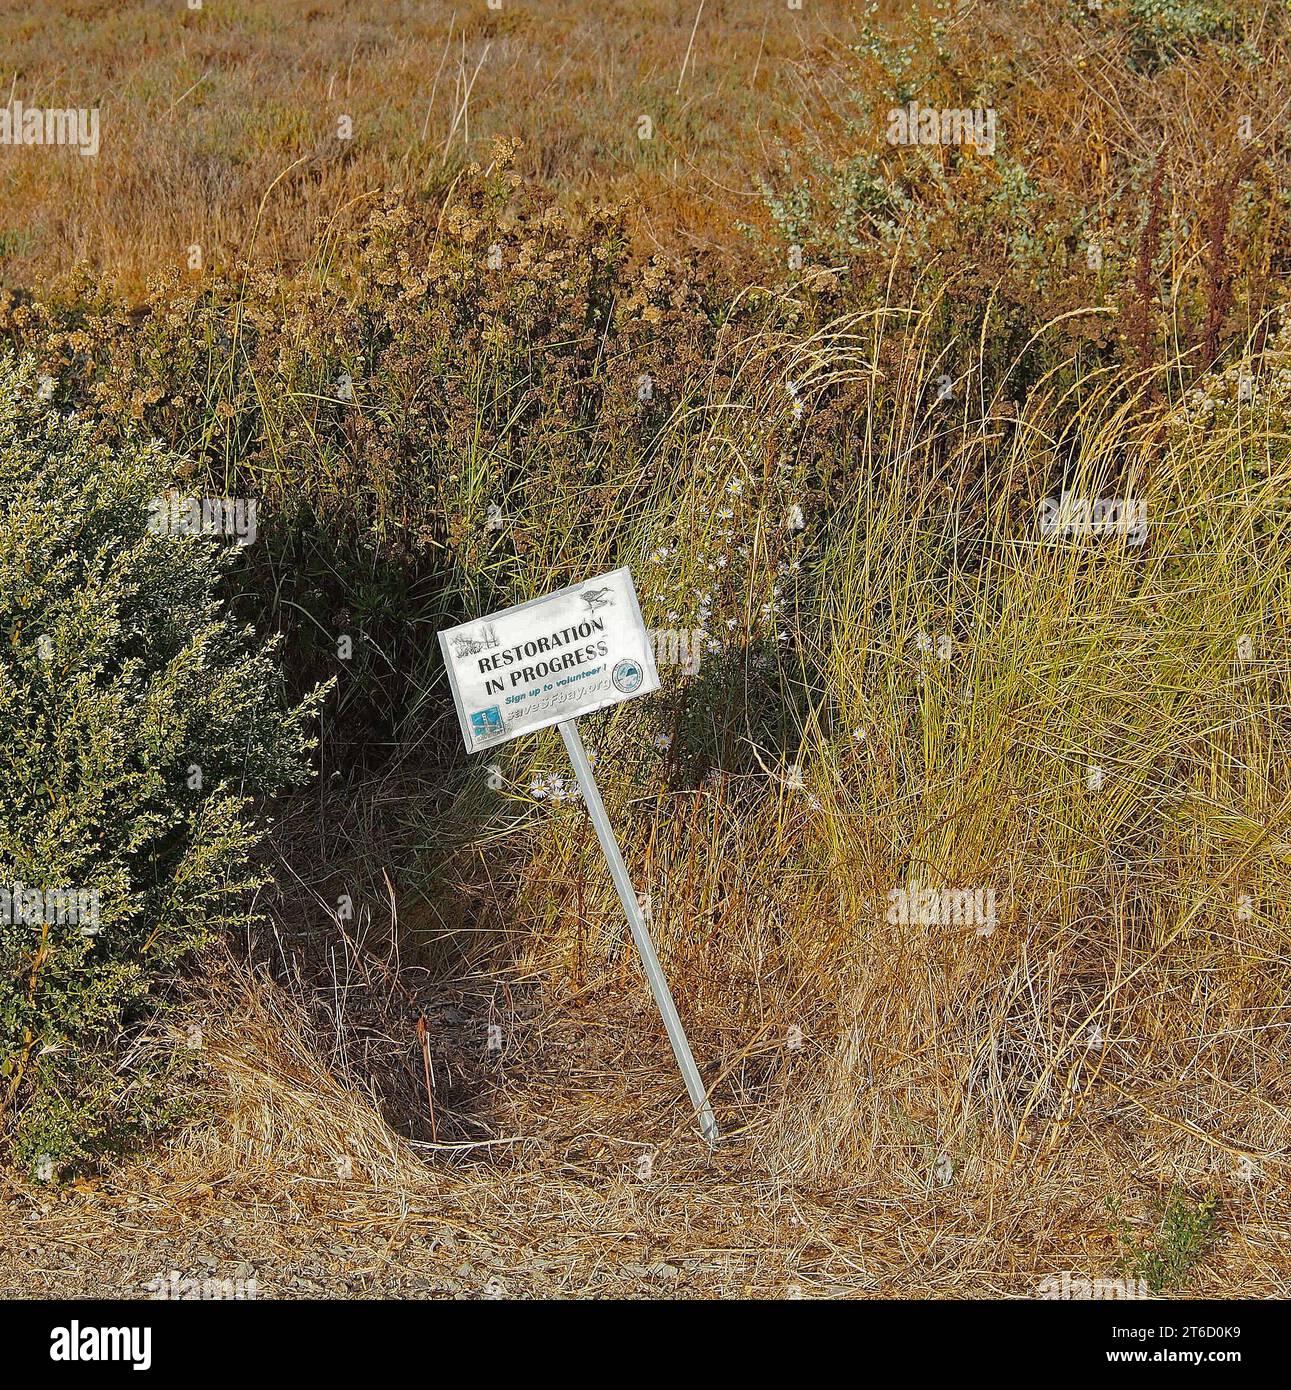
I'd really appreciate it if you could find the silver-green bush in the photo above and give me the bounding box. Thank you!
[0,358,324,1176]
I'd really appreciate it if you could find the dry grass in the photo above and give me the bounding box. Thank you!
[0,0,866,292]
[4,950,1285,1298]
[7,295,1291,1298]
[3,0,1291,1300]
[8,308,1269,1298]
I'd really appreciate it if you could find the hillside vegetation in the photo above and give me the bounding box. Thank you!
[2,0,1289,1298]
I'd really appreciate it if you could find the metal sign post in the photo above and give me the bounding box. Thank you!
[558,718,719,1145]
[438,567,719,1145]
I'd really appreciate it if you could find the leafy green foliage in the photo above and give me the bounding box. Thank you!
[1113,1190,1220,1293]
[0,358,325,1176]
[1125,0,1245,70]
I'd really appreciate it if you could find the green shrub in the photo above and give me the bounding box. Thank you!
[1125,0,1245,71]
[1113,1190,1220,1293]
[0,357,325,1177]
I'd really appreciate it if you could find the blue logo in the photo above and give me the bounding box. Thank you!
[469,705,505,740]
[612,659,644,694]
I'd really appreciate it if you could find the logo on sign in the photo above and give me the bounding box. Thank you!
[451,625,500,660]
[469,706,506,741]
[612,659,644,693]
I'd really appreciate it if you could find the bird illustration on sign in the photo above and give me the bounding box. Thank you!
[581,587,614,614]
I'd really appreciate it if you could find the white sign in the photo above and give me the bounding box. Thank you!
[438,566,660,753]
[438,565,718,1143]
